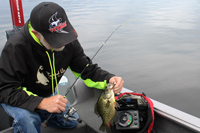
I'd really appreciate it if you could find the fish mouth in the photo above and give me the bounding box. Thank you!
[111,83,116,90]
[106,85,114,91]
[109,82,116,89]
[105,83,115,95]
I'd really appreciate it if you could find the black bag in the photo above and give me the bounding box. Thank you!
[110,92,154,133]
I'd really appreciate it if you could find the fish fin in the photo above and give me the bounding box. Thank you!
[99,124,112,133]
[105,100,111,108]
[105,126,112,133]
[115,101,120,109]
[109,111,118,126]
[94,102,100,116]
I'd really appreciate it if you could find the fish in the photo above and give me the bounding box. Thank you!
[94,83,119,133]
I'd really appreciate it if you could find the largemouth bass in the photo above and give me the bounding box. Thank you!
[94,83,119,133]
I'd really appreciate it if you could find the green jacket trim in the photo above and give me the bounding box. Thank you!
[16,87,38,96]
[68,67,107,89]
[28,21,43,47]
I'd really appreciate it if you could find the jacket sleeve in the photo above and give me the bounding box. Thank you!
[69,40,115,89]
[0,41,43,112]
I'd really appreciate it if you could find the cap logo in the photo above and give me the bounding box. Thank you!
[48,12,68,33]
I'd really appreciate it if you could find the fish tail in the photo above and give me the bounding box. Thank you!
[99,124,112,133]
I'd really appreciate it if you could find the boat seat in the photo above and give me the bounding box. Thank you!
[0,107,13,132]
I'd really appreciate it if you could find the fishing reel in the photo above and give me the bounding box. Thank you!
[62,106,82,123]
[42,106,82,128]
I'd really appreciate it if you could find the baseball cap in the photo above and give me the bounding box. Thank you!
[30,2,77,48]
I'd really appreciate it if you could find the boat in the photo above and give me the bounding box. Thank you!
[1,77,200,133]
[0,0,200,133]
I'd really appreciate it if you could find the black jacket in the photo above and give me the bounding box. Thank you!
[0,21,115,112]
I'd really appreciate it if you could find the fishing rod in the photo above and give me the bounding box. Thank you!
[64,19,137,97]
[41,19,137,127]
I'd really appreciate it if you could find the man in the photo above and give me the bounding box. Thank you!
[0,2,124,133]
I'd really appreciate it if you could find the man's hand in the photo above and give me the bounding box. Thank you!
[37,94,68,113]
[109,76,124,94]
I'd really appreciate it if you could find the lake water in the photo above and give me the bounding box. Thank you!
[1,0,200,118]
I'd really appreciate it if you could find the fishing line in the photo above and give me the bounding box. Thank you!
[41,19,137,127]
[64,19,137,97]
